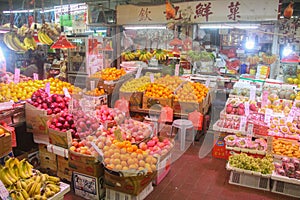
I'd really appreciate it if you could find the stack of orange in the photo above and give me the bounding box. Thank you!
[155,75,183,91]
[103,140,157,172]
[144,83,173,99]
[174,82,209,103]
[100,67,126,81]
[85,88,105,96]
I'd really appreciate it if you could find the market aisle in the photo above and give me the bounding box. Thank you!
[65,134,298,200]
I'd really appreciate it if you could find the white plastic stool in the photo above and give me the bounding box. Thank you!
[170,119,195,151]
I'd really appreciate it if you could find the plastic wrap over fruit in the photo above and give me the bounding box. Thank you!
[224,135,237,147]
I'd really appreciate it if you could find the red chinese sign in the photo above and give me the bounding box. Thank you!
[116,0,279,25]
[227,1,241,21]
[194,2,213,22]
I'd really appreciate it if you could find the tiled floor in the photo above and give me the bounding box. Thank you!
[65,132,298,200]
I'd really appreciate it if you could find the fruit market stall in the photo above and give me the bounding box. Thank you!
[212,76,300,198]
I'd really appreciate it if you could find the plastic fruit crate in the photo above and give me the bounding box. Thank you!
[229,170,270,191]
[271,172,300,198]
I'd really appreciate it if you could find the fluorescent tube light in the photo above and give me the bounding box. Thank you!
[199,24,259,29]
[124,26,166,30]
[40,9,55,13]
[3,9,34,14]
[85,30,107,33]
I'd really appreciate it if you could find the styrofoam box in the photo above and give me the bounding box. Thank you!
[49,182,70,200]
[105,183,153,200]
[229,171,270,191]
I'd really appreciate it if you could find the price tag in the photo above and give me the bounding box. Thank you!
[135,67,142,79]
[33,73,38,80]
[90,81,95,90]
[205,79,210,87]
[261,90,269,107]
[91,142,104,160]
[0,180,9,200]
[68,98,74,113]
[240,116,247,132]
[244,102,250,116]
[45,82,50,95]
[150,73,154,83]
[287,106,297,122]
[264,108,273,124]
[14,68,20,83]
[63,87,71,98]
[174,64,180,76]
[247,123,254,136]
[114,129,123,142]
[266,136,273,154]
[249,86,256,100]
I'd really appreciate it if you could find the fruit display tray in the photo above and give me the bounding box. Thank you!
[49,181,70,200]
[226,163,271,178]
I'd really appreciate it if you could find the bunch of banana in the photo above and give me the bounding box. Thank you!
[155,49,167,61]
[17,25,30,37]
[121,51,136,61]
[138,50,153,62]
[262,53,277,65]
[23,36,37,50]
[37,31,53,45]
[3,32,27,52]
[246,55,260,65]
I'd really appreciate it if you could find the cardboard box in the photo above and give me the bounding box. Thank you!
[73,172,105,200]
[40,153,57,171]
[142,95,172,110]
[48,128,72,149]
[106,183,153,200]
[57,156,72,182]
[104,169,156,196]
[0,130,12,158]
[39,144,57,160]
[119,91,143,109]
[153,152,172,185]
[69,149,98,164]
[25,102,49,134]
[69,159,103,177]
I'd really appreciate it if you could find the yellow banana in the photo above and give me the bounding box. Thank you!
[47,176,60,183]
[10,191,17,200]
[12,34,28,51]
[5,157,15,168]
[15,191,25,200]
[37,31,46,44]
[18,161,29,179]
[43,187,55,198]
[41,32,53,45]
[46,183,60,193]
[4,33,19,51]
[20,189,30,199]
[20,180,27,190]
[33,194,47,200]
[13,165,20,179]
[34,182,41,195]
[24,37,34,50]
[40,173,48,183]
[16,180,23,189]
[25,161,33,177]
[26,181,34,193]
[1,167,16,185]
[28,182,38,197]
[6,167,18,182]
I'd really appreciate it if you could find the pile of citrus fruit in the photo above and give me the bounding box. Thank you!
[99,67,126,81]
[174,82,209,103]
[144,83,173,99]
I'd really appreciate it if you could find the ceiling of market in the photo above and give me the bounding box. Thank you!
[0,0,299,17]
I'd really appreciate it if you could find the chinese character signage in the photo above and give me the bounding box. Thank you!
[116,0,279,25]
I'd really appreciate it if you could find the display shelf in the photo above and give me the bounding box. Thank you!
[271,171,300,185]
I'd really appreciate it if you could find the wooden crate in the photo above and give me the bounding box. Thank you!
[142,95,172,110]
[119,91,143,109]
